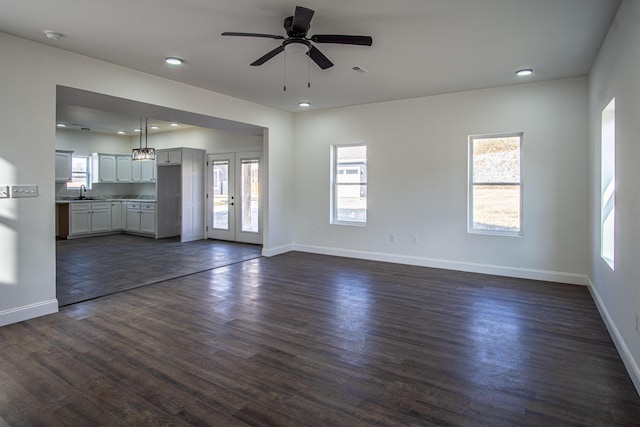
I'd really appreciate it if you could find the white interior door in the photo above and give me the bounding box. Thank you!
[207,152,262,244]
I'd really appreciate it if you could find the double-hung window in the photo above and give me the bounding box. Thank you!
[66,155,91,189]
[468,133,523,235]
[331,145,367,225]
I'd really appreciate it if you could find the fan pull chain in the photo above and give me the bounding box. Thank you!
[308,52,311,88]
[283,50,287,92]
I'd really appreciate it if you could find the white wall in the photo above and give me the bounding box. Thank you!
[588,0,640,394]
[0,32,293,326]
[293,77,589,284]
[134,126,263,153]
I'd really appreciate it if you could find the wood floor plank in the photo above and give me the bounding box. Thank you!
[2,251,639,425]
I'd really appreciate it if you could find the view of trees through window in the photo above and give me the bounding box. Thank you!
[470,134,522,234]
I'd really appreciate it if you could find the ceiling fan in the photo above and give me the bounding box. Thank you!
[222,6,373,70]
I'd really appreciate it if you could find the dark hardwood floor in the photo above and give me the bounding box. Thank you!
[56,235,263,306]
[3,252,639,425]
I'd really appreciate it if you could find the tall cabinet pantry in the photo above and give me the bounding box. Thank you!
[156,148,205,242]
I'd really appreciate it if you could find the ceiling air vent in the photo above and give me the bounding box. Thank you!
[351,66,367,73]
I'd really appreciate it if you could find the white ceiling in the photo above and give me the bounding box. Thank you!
[0,0,620,128]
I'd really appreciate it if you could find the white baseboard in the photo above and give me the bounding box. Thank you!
[262,243,294,257]
[586,278,640,396]
[0,299,58,327]
[293,244,589,285]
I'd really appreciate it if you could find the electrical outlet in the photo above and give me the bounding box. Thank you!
[413,235,419,244]
[389,233,395,242]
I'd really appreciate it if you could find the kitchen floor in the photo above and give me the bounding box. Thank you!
[56,235,262,306]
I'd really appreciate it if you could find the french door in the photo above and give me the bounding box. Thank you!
[207,152,262,244]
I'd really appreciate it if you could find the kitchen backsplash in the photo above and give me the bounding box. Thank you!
[55,182,156,200]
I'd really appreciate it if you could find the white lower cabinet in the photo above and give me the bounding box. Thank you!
[69,202,111,235]
[126,202,141,232]
[90,202,111,233]
[125,202,156,235]
[110,201,124,231]
[140,203,156,234]
[67,200,155,238]
[69,203,92,235]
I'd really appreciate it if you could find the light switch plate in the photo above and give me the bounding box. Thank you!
[11,185,38,198]
[0,186,9,198]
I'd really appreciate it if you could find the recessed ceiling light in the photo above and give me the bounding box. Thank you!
[170,122,179,127]
[299,101,310,107]
[516,68,533,77]
[150,125,159,130]
[44,31,62,41]
[117,131,126,135]
[134,128,142,132]
[164,57,183,65]
[56,123,66,128]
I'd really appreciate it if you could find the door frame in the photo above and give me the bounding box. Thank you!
[207,151,263,245]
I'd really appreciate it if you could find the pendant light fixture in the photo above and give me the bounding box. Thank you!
[132,118,156,161]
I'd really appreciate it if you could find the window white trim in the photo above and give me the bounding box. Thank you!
[600,98,615,270]
[331,144,367,226]
[468,132,523,236]
[66,154,92,190]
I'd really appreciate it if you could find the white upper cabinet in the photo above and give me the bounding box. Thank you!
[55,150,73,183]
[156,149,182,166]
[132,158,156,183]
[116,155,132,182]
[92,153,116,183]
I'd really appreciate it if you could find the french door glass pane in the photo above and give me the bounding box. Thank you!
[213,161,229,230]
[241,160,259,233]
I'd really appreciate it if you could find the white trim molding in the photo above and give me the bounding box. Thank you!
[262,244,294,257]
[0,299,58,327]
[293,244,590,286]
[586,277,640,396]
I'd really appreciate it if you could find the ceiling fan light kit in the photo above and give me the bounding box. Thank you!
[222,5,372,70]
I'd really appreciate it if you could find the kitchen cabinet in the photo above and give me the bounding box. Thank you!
[110,201,124,230]
[55,150,73,183]
[90,202,111,233]
[125,201,156,235]
[156,149,182,166]
[132,158,156,183]
[157,148,205,242]
[125,202,141,232]
[91,153,117,183]
[69,203,91,235]
[69,202,112,235]
[140,203,156,234]
[116,155,133,182]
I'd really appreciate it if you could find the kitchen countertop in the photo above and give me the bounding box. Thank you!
[56,198,156,204]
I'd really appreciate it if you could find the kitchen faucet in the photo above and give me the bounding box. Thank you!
[79,184,86,200]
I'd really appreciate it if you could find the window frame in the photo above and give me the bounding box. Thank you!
[66,154,92,190]
[331,144,367,226]
[468,132,524,237]
[600,98,615,270]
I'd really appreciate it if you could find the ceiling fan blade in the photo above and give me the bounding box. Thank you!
[307,45,333,69]
[251,45,285,66]
[311,35,373,46]
[291,6,314,34]
[222,32,285,40]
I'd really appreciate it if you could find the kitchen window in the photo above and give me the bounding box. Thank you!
[67,155,92,189]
